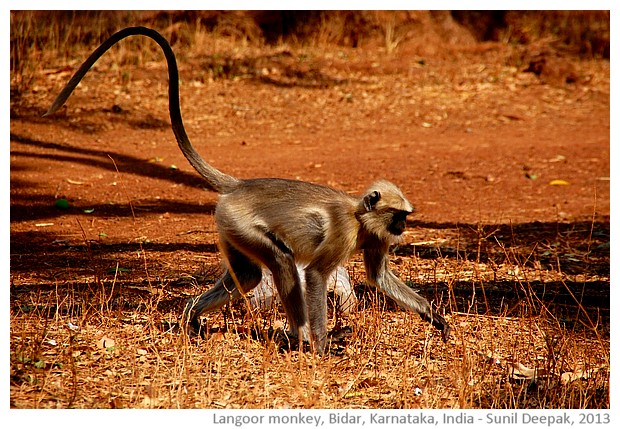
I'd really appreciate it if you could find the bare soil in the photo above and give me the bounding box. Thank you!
[10,35,610,408]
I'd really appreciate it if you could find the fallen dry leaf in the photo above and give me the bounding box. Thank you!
[549,179,570,186]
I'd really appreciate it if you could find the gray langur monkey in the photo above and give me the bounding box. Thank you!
[44,26,451,354]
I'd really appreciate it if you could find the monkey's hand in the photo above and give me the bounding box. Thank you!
[422,310,451,342]
[432,313,451,342]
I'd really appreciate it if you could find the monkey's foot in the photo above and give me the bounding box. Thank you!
[287,324,311,342]
[182,316,207,339]
[431,316,451,342]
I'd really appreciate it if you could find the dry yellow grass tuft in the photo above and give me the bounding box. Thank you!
[10,231,609,408]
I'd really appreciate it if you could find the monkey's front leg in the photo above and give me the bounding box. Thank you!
[382,271,451,341]
[364,246,451,341]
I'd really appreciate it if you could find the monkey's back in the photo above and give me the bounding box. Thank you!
[215,178,360,266]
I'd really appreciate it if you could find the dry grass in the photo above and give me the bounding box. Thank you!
[10,220,610,408]
[10,11,610,93]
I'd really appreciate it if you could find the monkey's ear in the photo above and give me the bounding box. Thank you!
[363,190,381,212]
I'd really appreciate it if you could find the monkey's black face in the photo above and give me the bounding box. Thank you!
[387,211,410,236]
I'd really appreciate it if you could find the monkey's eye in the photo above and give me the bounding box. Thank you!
[392,211,409,223]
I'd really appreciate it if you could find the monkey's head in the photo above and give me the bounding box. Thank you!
[357,180,414,243]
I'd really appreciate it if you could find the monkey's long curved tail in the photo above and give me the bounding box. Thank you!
[44,26,240,194]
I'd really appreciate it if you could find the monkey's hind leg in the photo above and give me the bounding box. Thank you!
[183,244,262,337]
[221,224,311,350]
[265,255,310,346]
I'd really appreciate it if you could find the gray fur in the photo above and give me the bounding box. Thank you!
[45,27,450,354]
